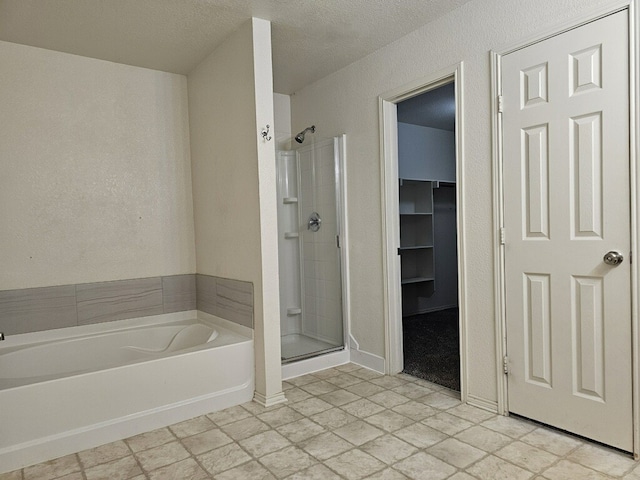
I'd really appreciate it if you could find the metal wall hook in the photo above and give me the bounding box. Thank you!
[261,124,272,141]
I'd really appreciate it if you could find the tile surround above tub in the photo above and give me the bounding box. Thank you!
[196,274,254,329]
[0,274,252,335]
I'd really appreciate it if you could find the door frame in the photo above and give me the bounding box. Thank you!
[491,0,640,457]
[379,63,469,402]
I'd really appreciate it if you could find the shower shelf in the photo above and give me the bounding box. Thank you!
[283,197,298,204]
[287,307,302,316]
[284,232,299,239]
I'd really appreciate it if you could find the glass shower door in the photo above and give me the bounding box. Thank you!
[278,136,344,363]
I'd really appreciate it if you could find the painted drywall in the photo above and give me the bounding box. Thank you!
[188,19,282,402]
[0,41,195,290]
[290,0,618,404]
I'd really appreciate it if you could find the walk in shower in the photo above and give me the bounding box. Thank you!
[277,130,345,363]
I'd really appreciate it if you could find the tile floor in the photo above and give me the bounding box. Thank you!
[3,363,639,480]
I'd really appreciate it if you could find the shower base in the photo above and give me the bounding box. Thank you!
[281,334,343,363]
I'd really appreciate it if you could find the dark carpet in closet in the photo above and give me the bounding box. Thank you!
[402,307,460,391]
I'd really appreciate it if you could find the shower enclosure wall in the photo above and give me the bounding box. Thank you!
[277,135,345,362]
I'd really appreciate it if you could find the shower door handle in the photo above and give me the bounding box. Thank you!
[308,212,321,232]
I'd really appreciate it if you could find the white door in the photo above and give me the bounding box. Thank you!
[502,10,632,451]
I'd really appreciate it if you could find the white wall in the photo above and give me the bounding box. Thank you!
[290,0,618,404]
[0,41,195,290]
[188,19,282,403]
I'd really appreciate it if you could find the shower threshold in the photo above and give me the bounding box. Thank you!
[281,333,344,364]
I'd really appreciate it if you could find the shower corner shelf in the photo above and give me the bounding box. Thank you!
[283,197,298,204]
[286,307,302,316]
[284,232,299,239]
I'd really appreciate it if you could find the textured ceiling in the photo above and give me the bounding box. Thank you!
[0,0,472,94]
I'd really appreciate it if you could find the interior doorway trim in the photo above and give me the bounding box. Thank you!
[490,0,639,457]
[379,62,468,402]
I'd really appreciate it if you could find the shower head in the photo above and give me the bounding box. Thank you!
[294,125,316,144]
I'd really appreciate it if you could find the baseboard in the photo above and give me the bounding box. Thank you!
[0,381,254,475]
[253,391,288,407]
[348,334,385,373]
[467,394,499,413]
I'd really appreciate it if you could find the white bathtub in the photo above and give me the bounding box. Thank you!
[0,311,254,474]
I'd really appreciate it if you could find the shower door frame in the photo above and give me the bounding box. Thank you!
[280,135,351,367]
[379,63,469,403]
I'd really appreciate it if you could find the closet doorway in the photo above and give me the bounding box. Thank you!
[380,66,466,399]
[397,83,459,390]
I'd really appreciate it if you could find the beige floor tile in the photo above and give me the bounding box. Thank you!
[543,460,615,480]
[257,405,304,428]
[282,380,295,390]
[147,457,209,480]
[364,468,410,479]
[78,440,130,468]
[23,454,81,480]
[454,425,512,453]
[310,407,358,429]
[419,392,461,410]
[206,405,253,426]
[215,460,276,480]
[168,415,215,439]
[239,430,291,457]
[197,443,252,476]
[393,423,447,449]
[325,373,365,388]
[180,427,233,455]
[346,382,387,397]
[427,438,486,468]
[312,368,341,380]
[480,415,537,439]
[448,473,479,480]
[52,474,84,480]
[286,374,318,387]
[259,445,317,478]
[0,471,22,480]
[276,418,326,443]
[495,441,558,473]
[288,397,333,416]
[422,412,473,436]
[361,434,417,465]
[285,464,344,479]
[300,380,340,396]
[84,455,143,480]
[299,432,354,460]
[335,363,361,373]
[284,387,313,403]
[349,368,385,381]
[447,404,495,424]
[520,427,583,456]
[333,420,385,446]
[624,463,640,480]
[566,443,636,477]
[391,400,436,421]
[325,449,385,480]
[125,428,175,453]
[241,400,285,416]
[391,382,436,399]
[318,388,362,406]
[220,416,271,441]
[393,452,456,480]
[134,441,190,472]
[368,391,411,409]
[365,410,415,432]
[466,455,533,480]
[341,398,386,418]
[370,376,408,389]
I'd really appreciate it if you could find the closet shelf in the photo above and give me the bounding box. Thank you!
[399,212,432,216]
[399,245,433,251]
[286,307,302,316]
[284,232,299,239]
[401,276,435,285]
[283,197,298,204]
